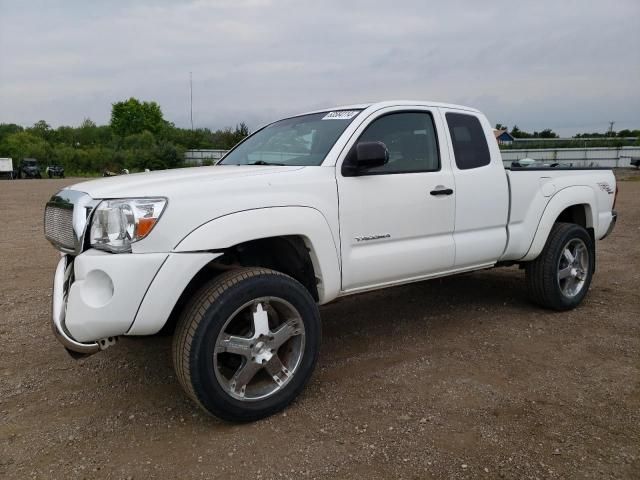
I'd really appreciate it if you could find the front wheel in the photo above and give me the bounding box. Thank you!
[173,267,321,422]
[525,222,594,310]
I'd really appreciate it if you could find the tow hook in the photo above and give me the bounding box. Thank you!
[98,336,119,351]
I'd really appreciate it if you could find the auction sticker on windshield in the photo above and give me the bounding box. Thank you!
[322,110,360,120]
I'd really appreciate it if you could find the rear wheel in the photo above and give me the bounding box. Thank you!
[173,267,321,422]
[526,222,594,310]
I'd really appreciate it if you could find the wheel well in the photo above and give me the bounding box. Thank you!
[555,204,594,241]
[161,236,319,334]
[216,236,319,301]
[556,204,587,228]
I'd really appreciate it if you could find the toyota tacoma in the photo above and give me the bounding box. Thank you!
[44,101,618,421]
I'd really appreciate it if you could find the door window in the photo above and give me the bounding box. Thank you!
[347,112,440,174]
[445,113,491,170]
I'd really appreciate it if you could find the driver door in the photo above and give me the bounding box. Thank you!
[337,107,456,291]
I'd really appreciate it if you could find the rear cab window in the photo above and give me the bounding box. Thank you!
[445,112,491,170]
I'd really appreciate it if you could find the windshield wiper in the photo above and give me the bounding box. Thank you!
[247,160,286,166]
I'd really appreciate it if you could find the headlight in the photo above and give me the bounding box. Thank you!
[90,198,167,253]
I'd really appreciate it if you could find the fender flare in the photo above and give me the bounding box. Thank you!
[173,206,341,304]
[521,185,596,261]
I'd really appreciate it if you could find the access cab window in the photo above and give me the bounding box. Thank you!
[445,112,491,170]
[344,111,440,175]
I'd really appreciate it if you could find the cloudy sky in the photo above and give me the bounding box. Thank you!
[1,0,638,136]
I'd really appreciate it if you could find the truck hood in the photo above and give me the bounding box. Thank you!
[62,164,338,254]
[68,165,304,199]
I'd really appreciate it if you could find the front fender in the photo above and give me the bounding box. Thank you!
[173,207,341,304]
[521,186,597,261]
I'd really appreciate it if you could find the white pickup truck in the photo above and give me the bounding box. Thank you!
[44,101,617,421]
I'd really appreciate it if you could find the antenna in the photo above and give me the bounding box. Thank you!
[189,71,194,131]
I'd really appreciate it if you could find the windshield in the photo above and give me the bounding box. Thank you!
[219,110,362,166]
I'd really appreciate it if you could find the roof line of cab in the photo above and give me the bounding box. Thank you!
[299,100,481,116]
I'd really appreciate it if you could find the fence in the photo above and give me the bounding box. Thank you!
[184,149,228,165]
[184,150,308,165]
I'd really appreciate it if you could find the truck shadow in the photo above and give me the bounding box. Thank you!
[112,266,533,423]
[321,266,529,335]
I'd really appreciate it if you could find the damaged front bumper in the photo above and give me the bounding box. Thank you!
[51,249,170,357]
[52,254,101,356]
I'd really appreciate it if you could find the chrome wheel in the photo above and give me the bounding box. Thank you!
[557,238,589,298]
[213,297,305,402]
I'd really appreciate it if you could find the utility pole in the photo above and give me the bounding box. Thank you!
[190,71,194,131]
[608,121,615,137]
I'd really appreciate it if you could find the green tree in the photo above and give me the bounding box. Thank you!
[150,141,184,170]
[110,98,167,137]
[0,123,24,144]
[211,123,251,149]
[123,131,156,150]
[536,129,558,138]
[76,118,100,146]
[0,98,257,174]
[236,122,249,137]
[28,120,54,142]
[55,126,76,146]
[0,131,49,161]
[510,125,532,138]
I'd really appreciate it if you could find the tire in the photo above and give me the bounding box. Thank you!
[48,172,53,178]
[36,173,41,179]
[172,267,321,422]
[525,222,594,311]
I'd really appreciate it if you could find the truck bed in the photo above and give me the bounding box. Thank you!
[501,167,616,261]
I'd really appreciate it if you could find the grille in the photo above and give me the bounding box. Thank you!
[45,205,75,251]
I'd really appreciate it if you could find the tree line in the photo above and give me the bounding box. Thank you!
[2,100,637,175]
[0,98,250,175]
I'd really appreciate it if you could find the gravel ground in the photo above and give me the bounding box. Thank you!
[1,172,639,479]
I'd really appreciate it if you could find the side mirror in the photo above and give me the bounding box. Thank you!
[342,141,389,176]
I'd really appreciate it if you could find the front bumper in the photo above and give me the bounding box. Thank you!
[51,250,168,355]
[52,254,100,355]
[51,249,219,356]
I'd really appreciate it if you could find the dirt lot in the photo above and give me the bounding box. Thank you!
[1,173,639,479]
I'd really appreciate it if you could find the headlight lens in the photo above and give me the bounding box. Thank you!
[90,198,167,252]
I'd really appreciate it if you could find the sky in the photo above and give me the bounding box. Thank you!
[1,0,639,137]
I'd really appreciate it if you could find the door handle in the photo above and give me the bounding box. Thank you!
[430,187,454,196]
